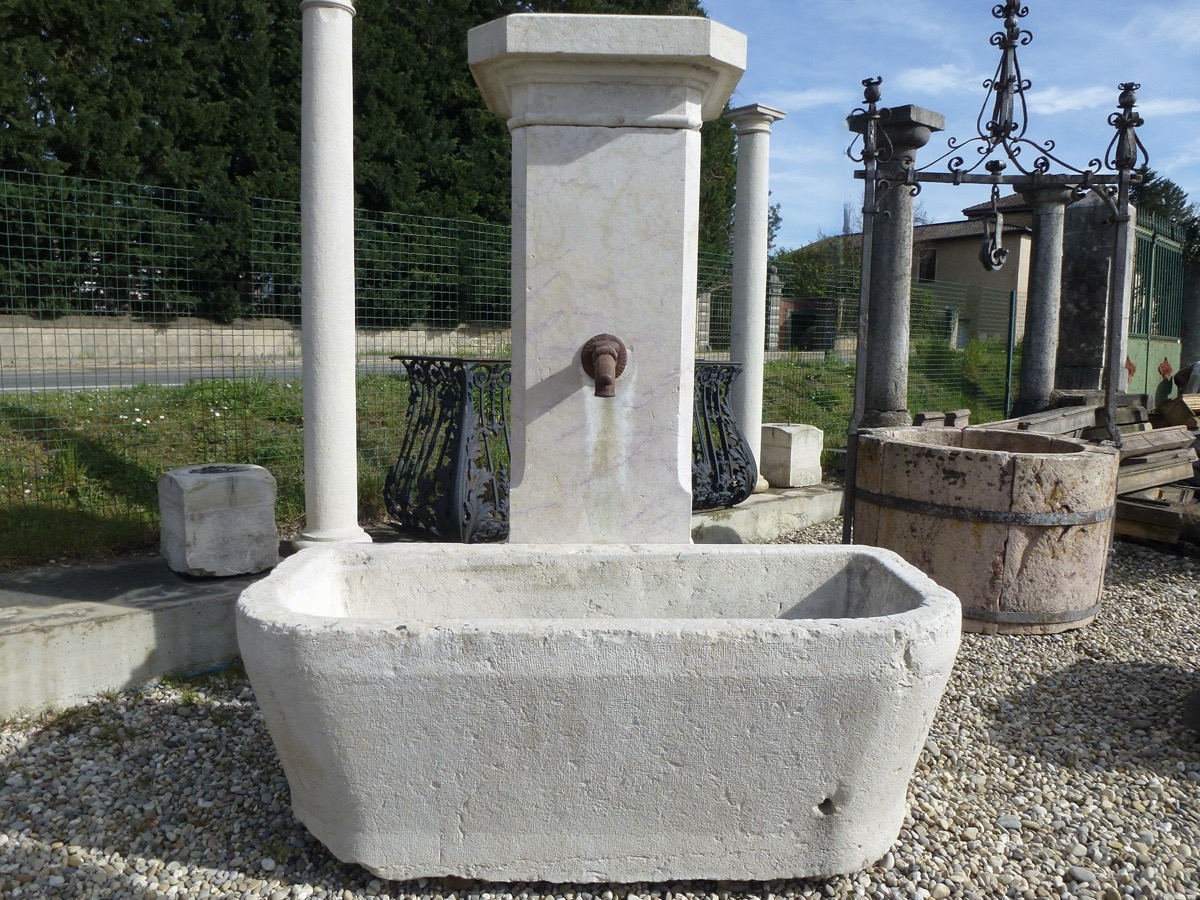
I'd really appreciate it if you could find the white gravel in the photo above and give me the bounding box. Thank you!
[2,524,1199,899]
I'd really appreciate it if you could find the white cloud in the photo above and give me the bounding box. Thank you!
[1124,5,1200,51]
[1137,97,1200,117]
[1025,85,1114,116]
[892,64,981,97]
[762,87,847,112]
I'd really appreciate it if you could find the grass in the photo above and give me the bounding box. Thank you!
[1,339,1018,569]
[762,338,1018,447]
[0,374,407,569]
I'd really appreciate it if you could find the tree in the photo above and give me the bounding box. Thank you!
[0,0,738,319]
[1131,166,1191,219]
[1130,166,1199,263]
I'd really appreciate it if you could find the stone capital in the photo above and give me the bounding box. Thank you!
[468,14,745,130]
[848,104,945,156]
[1014,181,1076,206]
[299,0,355,15]
[724,103,786,135]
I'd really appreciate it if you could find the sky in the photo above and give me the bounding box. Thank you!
[702,0,1200,251]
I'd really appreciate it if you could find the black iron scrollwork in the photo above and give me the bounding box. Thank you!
[848,1,1150,275]
[383,356,511,543]
[912,3,1100,183]
[692,361,758,511]
[1106,82,1147,175]
[384,357,759,542]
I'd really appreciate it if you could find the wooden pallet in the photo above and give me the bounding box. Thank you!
[1116,447,1199,495]
[1115,498,1183,544]
[1116,425,1196,461]
[1159,394,1200,428]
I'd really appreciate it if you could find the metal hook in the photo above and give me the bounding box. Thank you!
[979,182,1009,271]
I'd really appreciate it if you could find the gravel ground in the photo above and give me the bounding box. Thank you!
[2,523,1199,899]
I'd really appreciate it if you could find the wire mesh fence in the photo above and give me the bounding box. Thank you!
[700,251,1023,443]
[2,168,1023,564]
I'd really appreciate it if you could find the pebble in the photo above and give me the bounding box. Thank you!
[1069,866,1096,884]
[2,525,1199,899]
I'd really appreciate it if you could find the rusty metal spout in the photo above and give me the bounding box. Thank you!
[581,334,628,399]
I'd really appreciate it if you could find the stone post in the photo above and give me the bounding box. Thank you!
[1013,182,1074,415]
[766,266,783,352]
[849,106,945,427]
[296,0,371,546]
[469,14,745,544]
[1056,192,1136,392]
[725,103,785,491]
[1182,263,1200,369]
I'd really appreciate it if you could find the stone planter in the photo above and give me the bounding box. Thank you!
[855,427,1118,634]
[236,543,960,882]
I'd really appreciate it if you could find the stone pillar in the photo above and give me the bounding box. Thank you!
[766,266,783,352]
[725,103,785,491]
[469,14,745,544]
[1182,262,1200,368]
[296,0,371,546]
[1056,192,1136,392]
[1013,183,1074,415]
[696,290,713,353]
[849,106,945,427]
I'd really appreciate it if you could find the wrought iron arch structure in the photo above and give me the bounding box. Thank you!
[841,0,1148,542]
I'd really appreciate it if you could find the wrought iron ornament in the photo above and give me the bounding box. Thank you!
[385,358,758,542]
[692,361,758,511]
[841,0,1150,539]
[383,356,511,543]
[847,0,1149,272]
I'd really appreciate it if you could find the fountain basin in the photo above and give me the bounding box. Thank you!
[855,427,1118,634]
[237,543,959,882]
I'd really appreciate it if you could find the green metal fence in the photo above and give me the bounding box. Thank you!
[1127,213,1187,395]
[2,168,1024,565]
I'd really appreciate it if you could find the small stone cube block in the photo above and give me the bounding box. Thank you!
[159,464,280,577]
[760,423,823,488]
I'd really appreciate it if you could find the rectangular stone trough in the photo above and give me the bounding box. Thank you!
[236,543,960,883]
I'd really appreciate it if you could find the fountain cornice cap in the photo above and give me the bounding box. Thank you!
[1013,179,1077,205]
[724,103,787,135]
[298,0,355,15]
[469,14,746,129]
[848,104,945,153]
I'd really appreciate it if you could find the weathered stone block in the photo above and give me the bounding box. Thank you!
[760,423,823,487]
[159,464,280,577]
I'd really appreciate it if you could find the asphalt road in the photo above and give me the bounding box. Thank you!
[0,359,400,393]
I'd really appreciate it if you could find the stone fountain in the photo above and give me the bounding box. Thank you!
[237,13,961,883]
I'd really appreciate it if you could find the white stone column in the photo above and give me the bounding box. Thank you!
[469,15,745,544]
[725,103,785,491]
[296,0,370,546]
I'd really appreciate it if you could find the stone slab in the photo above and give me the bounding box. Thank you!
[0,493,839,718]
[691,483,842,543]
[0,557,251,718]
